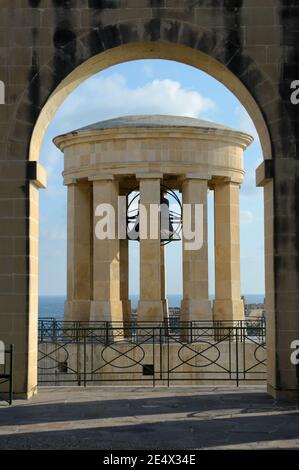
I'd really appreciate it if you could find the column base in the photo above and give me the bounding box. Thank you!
[213,299,245,322]
[267,383,298,401]
[180,299,212,322]
[138,300,164,322]
[1,384,38,401]
[11,385,38,400]
[64,300,91,322]
[90,300,123,322]
[122,299,132,323]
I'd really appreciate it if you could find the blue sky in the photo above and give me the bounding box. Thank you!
[39,59,264,297]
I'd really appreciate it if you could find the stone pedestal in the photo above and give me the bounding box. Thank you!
[181,299,212,320]
[90,300,124,322]
[213,299,244,321]
[138,300,165,322]
[64,300,91,322]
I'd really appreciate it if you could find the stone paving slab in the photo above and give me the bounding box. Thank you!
[0,386,298,450]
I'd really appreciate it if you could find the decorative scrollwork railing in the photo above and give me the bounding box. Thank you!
[38,320,266,386]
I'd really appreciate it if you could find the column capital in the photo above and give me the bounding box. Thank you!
[63,176,77,186]
[211,178,241,189]
[88,173,115,182]
[136,172,163,180]
[180,173,211,182]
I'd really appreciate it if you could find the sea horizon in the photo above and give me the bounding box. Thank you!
[39,294,265,319]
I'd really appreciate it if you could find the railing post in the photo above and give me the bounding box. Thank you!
[105,321,109,346]
[296,346,299,409]
[159,327,163,381]
[228,327,232,380]
[53,319,56,342]
[235,327,239,387]
[153,328,155,387]
[77,328,81,386]
[40,320,43,343]
[243,326,246,380]
[84,329,87,387]
[167,327,170,387]
[9,344,14,406]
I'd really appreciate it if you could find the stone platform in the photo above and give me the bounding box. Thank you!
[0,386,298,450]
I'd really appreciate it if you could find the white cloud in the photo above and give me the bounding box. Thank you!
[53,73,216,132]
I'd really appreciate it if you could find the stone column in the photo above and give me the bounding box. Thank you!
[119,191,131,323]
[137,174,164,322]
[120,238,131,323]
[89,176,123,322]
[180,176,212,321]
[161,245,169,319]
[64,180,92,322]
[213,180,244,321]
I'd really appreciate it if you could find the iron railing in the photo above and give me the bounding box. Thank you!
[0,344,14,405]
[38,318,265,342]
[38,320,266,387]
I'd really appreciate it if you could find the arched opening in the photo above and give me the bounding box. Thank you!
[30,42,271,162]
[28,41,272,389]
[38,57,265,324]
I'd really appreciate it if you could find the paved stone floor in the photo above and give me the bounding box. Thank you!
[0,386,299,449]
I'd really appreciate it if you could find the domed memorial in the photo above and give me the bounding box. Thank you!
[54,115,253,323]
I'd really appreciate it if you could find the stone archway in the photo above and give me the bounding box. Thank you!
[28,41,272,162]
[1,4,297,400]
[27,40,274,397]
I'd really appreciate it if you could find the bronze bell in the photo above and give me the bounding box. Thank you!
[160,193,180,242]
[128,192,180,243]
